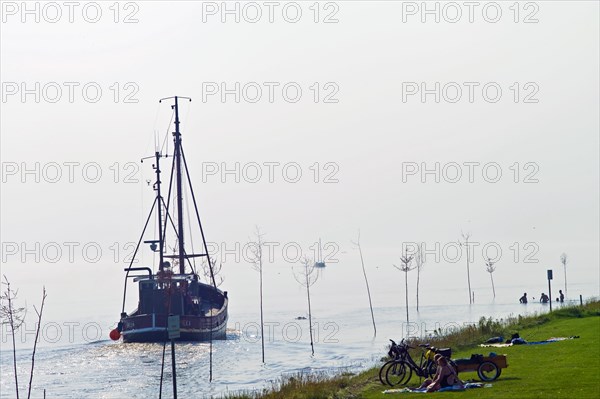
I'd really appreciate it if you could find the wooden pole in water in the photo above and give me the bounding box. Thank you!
[171,339,177,399]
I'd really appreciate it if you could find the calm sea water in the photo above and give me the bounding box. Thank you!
[2,288,594,399]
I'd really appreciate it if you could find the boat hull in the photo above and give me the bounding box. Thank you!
[120,286,228,343]
[121,312,228,343]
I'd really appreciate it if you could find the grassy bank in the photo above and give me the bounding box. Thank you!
[227,300,600,399]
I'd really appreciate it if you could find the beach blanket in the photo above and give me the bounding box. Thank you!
[528,336,580,344]
[480,336,579,348]
[383,383,490,394]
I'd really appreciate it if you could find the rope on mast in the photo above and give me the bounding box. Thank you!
[180,146,218,289]
[183,170,198,274]
[160,197,197,275]
[121,197,159,314]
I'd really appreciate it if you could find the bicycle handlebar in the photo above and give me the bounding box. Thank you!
[388,338,413,349]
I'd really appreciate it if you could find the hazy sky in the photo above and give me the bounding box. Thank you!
[1,1,598,327]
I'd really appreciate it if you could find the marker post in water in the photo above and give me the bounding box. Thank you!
[547,270,553,312]
[168,315,181,399]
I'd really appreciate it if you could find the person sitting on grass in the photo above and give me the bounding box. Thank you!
[418,354,463,392]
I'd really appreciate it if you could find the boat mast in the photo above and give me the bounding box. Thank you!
[173,96,186,274]
[155,151,165,271]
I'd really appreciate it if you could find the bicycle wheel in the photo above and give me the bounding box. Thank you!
[385,361,411,386]
[477,361,500,381]
[426,360,437,378]
[401,363,414,385]
[378,360,395,385]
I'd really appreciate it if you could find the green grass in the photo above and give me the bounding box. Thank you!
[226,300,600,399]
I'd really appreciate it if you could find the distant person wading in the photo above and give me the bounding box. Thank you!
[519,293,528,304]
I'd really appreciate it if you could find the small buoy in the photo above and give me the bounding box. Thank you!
[109,329,121,341]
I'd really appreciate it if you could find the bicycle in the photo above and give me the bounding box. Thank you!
[385,343,456,386]
[378,339,410,385]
